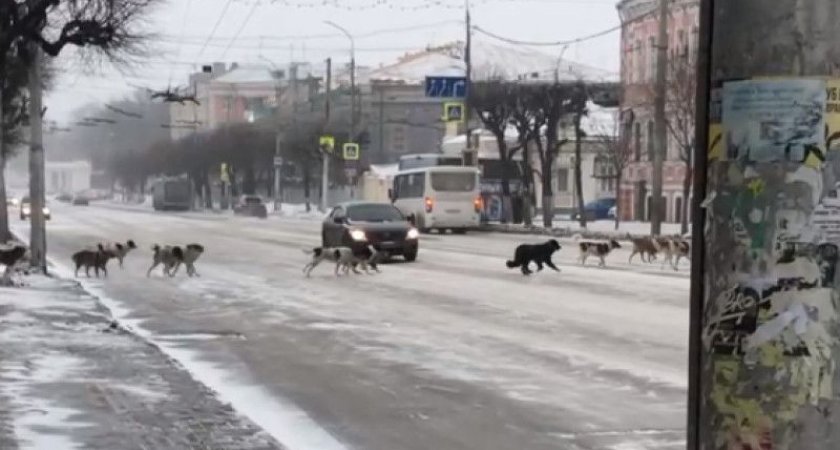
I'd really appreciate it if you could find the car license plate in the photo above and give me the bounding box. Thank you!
[445,209,460,214]
[380,241,397,248]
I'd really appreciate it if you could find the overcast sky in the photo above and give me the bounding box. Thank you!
[47,0,621,123]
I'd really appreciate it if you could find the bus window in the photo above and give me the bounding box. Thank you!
[430,172,476,192]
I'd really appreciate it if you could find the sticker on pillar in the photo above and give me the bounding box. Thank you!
[722,79,826,163]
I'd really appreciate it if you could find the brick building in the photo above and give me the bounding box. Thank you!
[616,0,699,223]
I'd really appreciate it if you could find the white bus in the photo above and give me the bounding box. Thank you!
[390,166,481,233]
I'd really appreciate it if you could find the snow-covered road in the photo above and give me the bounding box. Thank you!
[20,203,690,450]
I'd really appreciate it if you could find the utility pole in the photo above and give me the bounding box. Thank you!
[651,0,668,236]
[463,0,474,166]
[321,57,331,212]
[27,41,46,272]
[690,0,840,449]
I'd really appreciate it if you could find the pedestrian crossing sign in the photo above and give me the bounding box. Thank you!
[443,102,464,123]
[319,135,335,153]
[343,143,360,160]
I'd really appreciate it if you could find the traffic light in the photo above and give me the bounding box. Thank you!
[319,135,335,153]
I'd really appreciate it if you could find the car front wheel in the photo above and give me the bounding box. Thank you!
[403,246,418,262]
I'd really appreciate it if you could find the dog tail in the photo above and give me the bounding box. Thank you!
[506,259,521,268]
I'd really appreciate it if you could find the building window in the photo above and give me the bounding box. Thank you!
[647,121,655,161]
[635,39,643,82]
[648,37,656,82]
[557,168,569,193]
[634,122,642,162]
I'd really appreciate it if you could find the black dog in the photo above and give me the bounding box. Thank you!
[506,239,562,275]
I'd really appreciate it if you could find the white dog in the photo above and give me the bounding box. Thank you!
[303,247,361,277]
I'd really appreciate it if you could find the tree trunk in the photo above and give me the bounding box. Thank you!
[541,168,553,229]
[0,81,9,242]
[494,136,513,224]
[574,115,587,229]
[614,173,622,231]
[28,44,46,272]
[303,162,312,213]
[521,143,533,227]
[203,170,213,209]
[681,159,692,235]
[0,155,9,242]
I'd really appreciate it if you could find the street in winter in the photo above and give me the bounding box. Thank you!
[3,202,689,450]
[0,0,713,448]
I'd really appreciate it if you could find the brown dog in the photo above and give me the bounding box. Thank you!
[72,243,109,278]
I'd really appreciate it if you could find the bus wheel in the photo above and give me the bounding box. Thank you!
[451,228,467,235]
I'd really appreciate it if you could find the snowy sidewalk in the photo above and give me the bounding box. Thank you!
[0,275,283,450]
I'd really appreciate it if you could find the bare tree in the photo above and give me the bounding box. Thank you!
[0,51,30,242]
[590,107,635,230]
[570,82,588,229]
[0,0,157,269]
[470,80,521,224]
[665,46,696,235]
[521,83,574,229]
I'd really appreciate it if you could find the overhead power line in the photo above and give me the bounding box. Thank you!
[195,0,236,59]
[472,24,621,47]
[219,0,262,59]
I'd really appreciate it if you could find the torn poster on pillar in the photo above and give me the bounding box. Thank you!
[723,79,826,163]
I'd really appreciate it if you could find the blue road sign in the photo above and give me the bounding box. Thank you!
[425,76,467,98]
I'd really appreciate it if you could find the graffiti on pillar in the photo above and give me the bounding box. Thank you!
[702,77,840,450]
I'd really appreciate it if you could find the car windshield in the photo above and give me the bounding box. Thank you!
[430,172,476,192]
[243,196,262,205]
[346,204,405,222]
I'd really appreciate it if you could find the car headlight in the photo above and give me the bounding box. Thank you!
[43,207,50,215]
[407,228,419,240]
[22,207,30,215]
[349,229,367,242]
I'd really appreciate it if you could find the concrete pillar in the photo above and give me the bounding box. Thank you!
[692,0,840,448]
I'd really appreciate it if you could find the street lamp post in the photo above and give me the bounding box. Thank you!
[325,20,357,198]
[259,55,285,213]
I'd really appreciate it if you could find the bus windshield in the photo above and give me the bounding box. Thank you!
[430,172,476,192]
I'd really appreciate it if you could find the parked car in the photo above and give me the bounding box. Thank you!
[233,195,268,218]
[6,196,19,207]
[56,193,73,203]
[20,196,51,221]
[571,197,617,221]
[72,196,90,206]
[322,202,420,262]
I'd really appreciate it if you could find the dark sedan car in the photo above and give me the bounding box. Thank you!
[322,202,420,261]
[233,195,268,219]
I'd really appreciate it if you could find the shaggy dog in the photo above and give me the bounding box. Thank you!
[73,243,110,278]
[506,239,562,275]
[147,245,184,278]
[101,240,137,268]
[628,235,660,264]
[303,247,358,277]
[0,243,27,284]
[169,244,204,277]
[578,239,621,267]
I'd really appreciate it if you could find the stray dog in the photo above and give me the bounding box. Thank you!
[147,244,184,278]
[506,239,562,275]
[101,240,137,268]
[658,237,690,270]
[349,245,385,275]
[302,247,357,277]
[169,244,204,277]
[578,239,621,267]
[72,243,110,278]
[0,243,27,285]
[628,235,660,264]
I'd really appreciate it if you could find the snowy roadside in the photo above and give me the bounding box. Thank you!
[0,274,283,450]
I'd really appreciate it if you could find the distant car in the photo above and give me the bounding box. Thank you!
[6,196,19,207]
[233,195,268,218]
[56,193,73,203]
[322,202,420,262]
[72,196,90,206]
[20,196,51,221]
[571,197,617,221]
